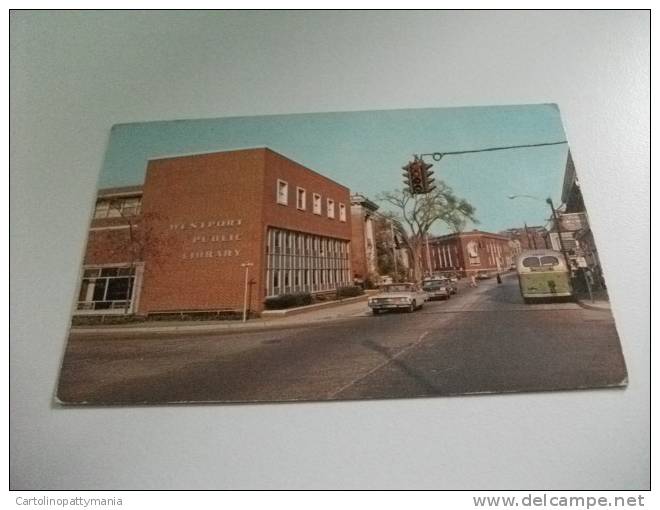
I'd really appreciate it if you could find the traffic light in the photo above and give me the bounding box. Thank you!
[402,156,435,195]
[420,159,435,193]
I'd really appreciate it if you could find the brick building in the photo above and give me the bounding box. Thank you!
[426,230,514,276]
[500,225,549,252]
[75,148,353,316]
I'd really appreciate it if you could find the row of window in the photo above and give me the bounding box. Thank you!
[77,266,136,311]
[276,180,347,222]
[94,196,142,219]
[266,227,351,296]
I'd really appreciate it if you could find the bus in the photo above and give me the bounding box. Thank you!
[516,249,573,303]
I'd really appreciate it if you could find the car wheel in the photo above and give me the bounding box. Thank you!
[372,309,380,315]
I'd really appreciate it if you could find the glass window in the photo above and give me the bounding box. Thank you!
[94,200,110,219]
[277,180,288,205]
[540,256,560,266]
[296,187,306,210]
[339,203,346,222]
[313,194,322,215]
[522,257,541,268]
[106,277,132,301]
[76,265,136,312]
[93,196,142,218]
[327,199,335,219]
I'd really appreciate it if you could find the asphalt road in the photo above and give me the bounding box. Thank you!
[57,273,628,405]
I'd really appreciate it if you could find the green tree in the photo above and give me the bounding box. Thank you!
[377,182,477,281]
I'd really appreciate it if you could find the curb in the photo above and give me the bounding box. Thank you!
[261,293,370,318]
[69,314,367,338]
[575,300,611,312]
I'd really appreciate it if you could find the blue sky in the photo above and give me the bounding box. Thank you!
[100,104,569,234]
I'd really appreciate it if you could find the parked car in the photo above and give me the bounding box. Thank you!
[476,270,493,280]
[422,279,451,300]
[438,277,458,295]
[368,283,427,314]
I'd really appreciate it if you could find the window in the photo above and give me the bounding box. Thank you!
[327,198,335,219]
[277,180,288,205]
[296,187,306,210]
[540,256,560,266]
[265,227,351,296]
[313,193,322,215]
[77,266,136,311]
[522,257,541,268]
[93,196,142,219]
[339,203,346,222]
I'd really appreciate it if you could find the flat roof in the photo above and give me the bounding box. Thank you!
[146,147,350,192]
[97,185,144,198]
[430,230,511,242]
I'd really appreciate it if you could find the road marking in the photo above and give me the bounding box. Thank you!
[328,330,430,399]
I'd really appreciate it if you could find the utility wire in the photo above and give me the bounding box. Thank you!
[420,140,568,159]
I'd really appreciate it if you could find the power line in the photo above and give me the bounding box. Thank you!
[419,140,568,160]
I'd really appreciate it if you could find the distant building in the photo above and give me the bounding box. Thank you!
[500,225,549,252]
[553,150,596,269]
[426,230,513,276]
[350,193,380,284]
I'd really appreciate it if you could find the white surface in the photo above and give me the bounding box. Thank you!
[10,11,649,489]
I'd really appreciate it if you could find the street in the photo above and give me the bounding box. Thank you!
[57,273,627,405]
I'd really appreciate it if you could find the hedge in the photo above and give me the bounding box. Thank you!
[336,286,364,298]
[264,292,313,310]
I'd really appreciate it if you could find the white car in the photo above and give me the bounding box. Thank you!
[368,283,427,315]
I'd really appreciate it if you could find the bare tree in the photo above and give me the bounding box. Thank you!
[377,182,477,281]
[86,199,173,314]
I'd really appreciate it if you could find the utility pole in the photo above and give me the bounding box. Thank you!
[546,197,571,269]
[425,234,433,276]
[389,220,399,282]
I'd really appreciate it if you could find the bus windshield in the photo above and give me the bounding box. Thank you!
[540,256,560,266]
[522,257,540,268]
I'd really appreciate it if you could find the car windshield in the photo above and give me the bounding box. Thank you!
[382,284,414,293]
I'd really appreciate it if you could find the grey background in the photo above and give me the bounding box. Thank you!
[10,11,649,489]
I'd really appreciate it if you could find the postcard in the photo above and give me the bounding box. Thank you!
[56,104,627,405]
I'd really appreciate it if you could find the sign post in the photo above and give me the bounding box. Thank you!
[240,262,254,322]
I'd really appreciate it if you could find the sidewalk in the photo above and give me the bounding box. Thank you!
[574,289,611,312]
[71,293,374,337]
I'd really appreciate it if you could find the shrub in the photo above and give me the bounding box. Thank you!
[336,286,364,298]
[264,292,313,310]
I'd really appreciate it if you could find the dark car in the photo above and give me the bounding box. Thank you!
[422,279,451,300]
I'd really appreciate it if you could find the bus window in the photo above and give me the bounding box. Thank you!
[522,257,540,268]
[540,256,560,266]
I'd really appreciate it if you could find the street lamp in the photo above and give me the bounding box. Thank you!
[508,194,541,249]
[240,262,254,322]
[508,194,571,268]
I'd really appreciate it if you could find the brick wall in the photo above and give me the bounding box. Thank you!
[82,148,354,314]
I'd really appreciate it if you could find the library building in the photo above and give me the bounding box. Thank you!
[76,148,354,316]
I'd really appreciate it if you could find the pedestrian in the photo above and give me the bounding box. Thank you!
[496,273,502,284]
[470,274,477,287]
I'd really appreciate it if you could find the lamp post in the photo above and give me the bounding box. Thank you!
[240,262,254,322]
[508,194,571,268]
[545,197,572,270]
